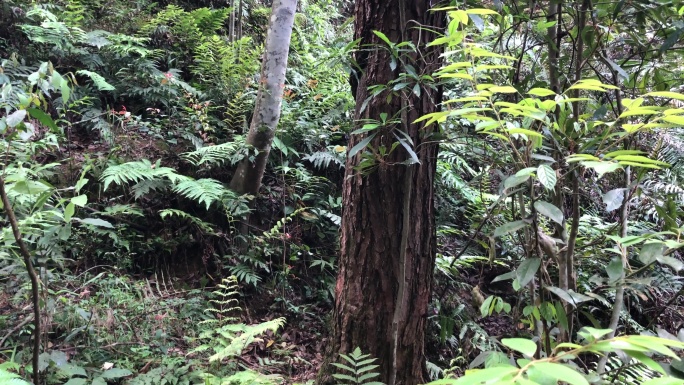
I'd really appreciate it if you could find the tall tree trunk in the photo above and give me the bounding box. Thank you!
[321,1,444,384]
[229,0,296,195]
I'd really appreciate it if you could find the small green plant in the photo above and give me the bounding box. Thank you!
[192,277,286,363]
[430,328,684,385]
[0,363,30,385]
[332,347,384,385]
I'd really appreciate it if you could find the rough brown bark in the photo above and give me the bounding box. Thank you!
[321,1,444,384]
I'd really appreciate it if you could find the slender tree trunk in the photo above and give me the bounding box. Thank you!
[229,0,297,195]
[0,177,40,385]
[320,1,444,384]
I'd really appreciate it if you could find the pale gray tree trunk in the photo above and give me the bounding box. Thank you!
[229,0,297,195]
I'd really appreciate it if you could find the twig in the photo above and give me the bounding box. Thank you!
[0,313,34,348]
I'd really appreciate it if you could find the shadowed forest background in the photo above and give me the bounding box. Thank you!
[1,0,684,384]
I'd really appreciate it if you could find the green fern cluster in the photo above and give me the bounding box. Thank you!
[192,277,286,363]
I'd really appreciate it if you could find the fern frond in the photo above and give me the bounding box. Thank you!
[159,209,216,234]
[0,367,30,385]
[303,148,345,170]
[182,138,255,166]
[208,318,286,362]
[100,160,190,191]
[172,178,229,210]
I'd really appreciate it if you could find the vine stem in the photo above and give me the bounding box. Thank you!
[0,175,41,385]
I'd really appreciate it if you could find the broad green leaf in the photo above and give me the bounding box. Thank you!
[504,174,530,190]
[534,201,563,225]
[6,109,26,127]
[492,271,516,283]
[612,155,669,166]
[618,108,659,119]
[645,91,684,101]
[656,256,684,272]
[515,167,537,177]
[661,115,684,125]
[546,287,593,306]
[348,134,376,158]
[536,165,556,190]
[528,88,556,97]
[580,161,622,178]
[605,258,623,283]
[639,242,665,264]
[451,366,518,385]
[516,258,541,287]
[71,194,88,207]
[528,362,588,385]
[494,220,528,237]
[566,154,600,162]
[502,338,537,357]
[79,218,114,228]
[64,202,75,222]
[578,327,613,340]
[507,128,543,137]
[604,150,644,158]
[465,8,500,15]
[602,188,624,212]
[27,108,59,132]
[490,86,518,94]
[372,30,392,46]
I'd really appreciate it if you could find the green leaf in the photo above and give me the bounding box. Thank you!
[656,256,684,272]
[490,86,518,94]
[605,258,623,283]
[348,134,376,158]
[6,109,26,128]
[602,188,625,212]
[528,88,556,97]
[580,161,622,178]
[639,242,664,265]
[507,128,542,138]
[546,287,593,307]
[492,271,516,283]
[452,366,518,385]
[504,174,530,190]
[71,195,88,207]
[645,91,684,101]
[502,338,537,357]
[516,258,541,287]
[76,70,115,91]
[494,220,528,238]
[27,108,59,132]
[78,218,114,228]
[64,202,75,222]
[534,201,563,225]
[642,378,684,385]
[372,30,392,47]
[528,362,588,385]
[536,165,556,190]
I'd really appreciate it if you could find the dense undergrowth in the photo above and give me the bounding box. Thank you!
[0,0,683,384]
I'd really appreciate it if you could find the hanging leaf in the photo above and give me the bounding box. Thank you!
[494,220,528,237]
[602,188,625,212]
[546,287,593,307]
[534,201,564,225]
[605,258,623,284]
[528,88,556,97]
[639,242,665,265]
[537,165,556,190]
[6,109,27,127]
[348,134,376,158]
[78,218,114,228]
[503,174,530,190]
[516,258,541,287]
